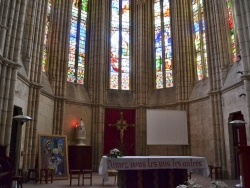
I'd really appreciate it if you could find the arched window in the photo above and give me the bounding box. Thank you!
[192,0,207,80]
[154,0,173,89]
[68,0,88,84]
[110,0,130,90]
[42,0,52,72]
[226,0,238,63]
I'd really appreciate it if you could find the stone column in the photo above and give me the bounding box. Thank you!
[0,0,26,153]
[0,0,11,54]
[87,0,108,170]
[204,0,231,171]
[235,0,250,139]
[132,0,153,156]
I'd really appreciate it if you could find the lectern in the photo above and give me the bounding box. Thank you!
[68,145,93,185]
[68,145,92,170]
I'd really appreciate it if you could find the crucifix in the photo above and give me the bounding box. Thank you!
[109,112,134,144]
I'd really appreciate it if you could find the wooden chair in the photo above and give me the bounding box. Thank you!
[0,171,12,188]
[213,167,222,179]
[27,168,38,182]
[209,165,222,180]
[0,145,12,188]
[69,169,81,186]
[208,165,214,179]
[102,170,118,186]
[187,171,193,180]
[82,169,92,186]
[40,168,54,184]
[12,169,24,188]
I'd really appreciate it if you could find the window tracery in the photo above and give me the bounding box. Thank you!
[192,0,208,80]
[154,0,173,89]
[68,0,88,84]
[110,0,130,90]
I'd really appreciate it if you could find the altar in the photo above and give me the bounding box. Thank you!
[99,156,209,188]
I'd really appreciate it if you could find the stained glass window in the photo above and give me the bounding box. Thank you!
[42,0,52,72]
[192,0,207,80]
[110,0,130,90]
[154,0,173,89]
[68,0,88,84]
[226,0,237,62]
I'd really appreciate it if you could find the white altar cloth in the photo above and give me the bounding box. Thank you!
[99,156,210,182]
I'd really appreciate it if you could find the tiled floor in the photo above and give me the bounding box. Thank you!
[23,172,117,188]
[22,172,240,188]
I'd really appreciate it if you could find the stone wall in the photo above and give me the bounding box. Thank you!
[14,79,29,116]
[37,95,54,135]
[189,99,213,164]
[64,103,92,146]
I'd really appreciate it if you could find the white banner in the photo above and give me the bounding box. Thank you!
[99,156,210,182]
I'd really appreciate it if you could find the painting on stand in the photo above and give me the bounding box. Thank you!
[38,134,69,180]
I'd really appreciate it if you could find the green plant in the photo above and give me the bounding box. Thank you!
[176,178,202,188]
[107,148,123,158]
[210,181,228,188]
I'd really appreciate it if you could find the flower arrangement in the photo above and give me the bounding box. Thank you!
[176,179,228,188]
[107,148,123,158]
[210,181,228,188]
[176,178,202,188]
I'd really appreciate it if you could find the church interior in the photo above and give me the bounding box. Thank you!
[0,0,250,186]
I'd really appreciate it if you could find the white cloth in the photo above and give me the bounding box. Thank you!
[98,156,109,182]
[98,156,210,182]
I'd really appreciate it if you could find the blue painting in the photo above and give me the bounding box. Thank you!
[38,134,69,180]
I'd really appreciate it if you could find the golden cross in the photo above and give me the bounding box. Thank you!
[109,112,134,144]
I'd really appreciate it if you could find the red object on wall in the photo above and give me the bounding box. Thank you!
[104,108,135,156]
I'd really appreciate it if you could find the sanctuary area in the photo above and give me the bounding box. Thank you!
[0,0,250,187]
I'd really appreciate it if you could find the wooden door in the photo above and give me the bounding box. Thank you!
[231,113,247,179]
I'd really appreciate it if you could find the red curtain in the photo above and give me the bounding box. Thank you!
[104,108,135,156]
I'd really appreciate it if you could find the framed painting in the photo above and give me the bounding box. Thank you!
[38,134,69,180]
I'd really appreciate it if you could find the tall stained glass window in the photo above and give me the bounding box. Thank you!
[42,0,52,72]
[154,0,173,89]
[192,0,207,80]
[68,0,88,84]
[226,0,238,62]
[110,0,130,90]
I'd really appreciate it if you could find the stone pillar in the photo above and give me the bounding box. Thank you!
[132,0,152,156]
[235,0,250,141]
[0,0,11,54]
[173,0,194,102]
[87,0,108,170]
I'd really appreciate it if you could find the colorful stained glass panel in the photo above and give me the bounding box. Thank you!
[110,0,130,90]
[68,4,78,83]
[42,0,52,72]
[192,0,207,80]
[154,0,173,89]
[67,0,88,84]
[227,0,237,62]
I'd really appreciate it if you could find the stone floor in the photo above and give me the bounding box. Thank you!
[22,172,240,188]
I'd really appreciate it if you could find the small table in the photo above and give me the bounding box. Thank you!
[99,156,209,188]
